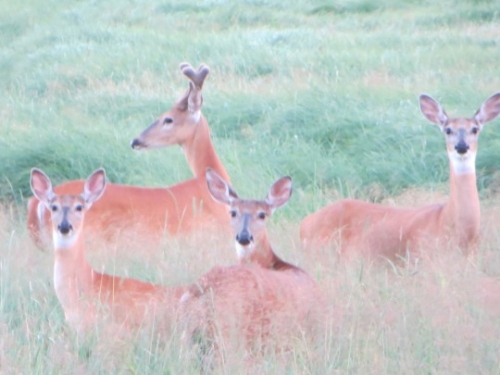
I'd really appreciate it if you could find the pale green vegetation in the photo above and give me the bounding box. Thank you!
[1,0,500,373]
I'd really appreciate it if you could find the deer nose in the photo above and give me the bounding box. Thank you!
[455,141,469,155]
[236,230,253,246]
[130,138,144,149]
[58,221,73,235]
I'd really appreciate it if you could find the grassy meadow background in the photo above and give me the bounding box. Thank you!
[1,0,500,373]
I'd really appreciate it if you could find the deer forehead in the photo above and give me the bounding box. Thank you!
[159,107,182,121]
[231,200,270,214]
[446,117,479,130]
[51,195,86,210]
[159,106,200,123]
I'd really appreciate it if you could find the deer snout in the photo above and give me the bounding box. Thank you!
[58,221,73,235]
[455,141,469,155]
[236,230,253,246]
[130,138,145,149]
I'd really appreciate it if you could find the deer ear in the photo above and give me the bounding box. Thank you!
[180,62,209,114]
[206,168,238,205]
[266,176,292,211]
[82,168,107,207]
[175,84,191,112]
[474,92,500,125]
[419,94,449,127]
[30,168,55,209]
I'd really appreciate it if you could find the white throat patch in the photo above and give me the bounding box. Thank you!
[53,230,78,249]
[53,261,65,296]
[235,241,255,261]
[449,151,476,175]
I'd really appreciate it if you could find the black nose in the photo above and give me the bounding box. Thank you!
[236,231,253,246]
[58,222,73,235]
[131,138,143,149]
[455,142,469,155]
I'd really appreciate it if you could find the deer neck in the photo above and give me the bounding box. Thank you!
[183,115,230,183]
[443,163,480,245]
[238,231,282,269]
[53,235,94,316]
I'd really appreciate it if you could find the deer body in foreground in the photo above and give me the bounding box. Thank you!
[27,63,230,250]
[300,92,500,260]
[180,170,323,362]
[30,168,187,333]
[31,167,321,360]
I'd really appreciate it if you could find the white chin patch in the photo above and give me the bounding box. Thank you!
[53,231,78,249]
[235,242,254,261]
[449,151,476,175]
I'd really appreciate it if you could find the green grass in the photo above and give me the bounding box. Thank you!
[1,0,499,206]
[2,0,500,372]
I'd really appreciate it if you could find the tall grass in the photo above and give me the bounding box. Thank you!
[2,0,500,373]
[3,194,500,373]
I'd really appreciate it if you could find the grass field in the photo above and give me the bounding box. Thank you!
[1,0,500,373]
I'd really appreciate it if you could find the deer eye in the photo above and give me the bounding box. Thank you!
[51,205,58,212]
[75,204,83,212]
[258,212,266,220]
[471,127,479,135]
[230,210,237,218]
[445,127,452,135]
[163,117,173,125]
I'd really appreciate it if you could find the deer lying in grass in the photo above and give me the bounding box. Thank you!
[180,170,323,365]
[27,63,231,250]
[32,166,322,359]
[300,92,500,261]
[205,168,304,271]
[30,168,187,334]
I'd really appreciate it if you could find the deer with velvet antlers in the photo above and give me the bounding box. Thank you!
[27,63,231,250]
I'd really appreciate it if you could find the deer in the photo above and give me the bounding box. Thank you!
[32,166,323,362]
[29,167,188,334]
[300,92,500,261]
[205,168,304,271]
[179,169,324,366]
[26,63,231,250]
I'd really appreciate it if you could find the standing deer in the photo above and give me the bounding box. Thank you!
[27,63,231,250]
[300,92,500,260]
